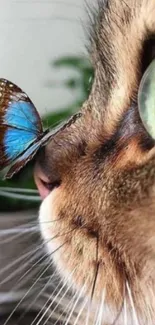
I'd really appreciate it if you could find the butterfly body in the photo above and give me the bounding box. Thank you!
[0,78,48,179]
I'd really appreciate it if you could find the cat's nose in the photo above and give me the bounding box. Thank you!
[34,162,51,199]
[34,144,62,199]
[34,155,61,199]
[34,162,61,200]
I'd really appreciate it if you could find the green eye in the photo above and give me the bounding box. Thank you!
[138,59,155,139]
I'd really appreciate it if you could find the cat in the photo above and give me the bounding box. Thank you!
[34,0,155,324]
[2,0,155,324]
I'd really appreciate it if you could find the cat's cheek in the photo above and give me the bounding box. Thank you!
[39,190,75,285]
[39,190,96,297]
[39,191,125,321]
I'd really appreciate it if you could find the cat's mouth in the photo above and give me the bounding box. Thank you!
[34,163,61,199]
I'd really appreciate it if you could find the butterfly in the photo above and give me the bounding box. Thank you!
[0,78,81,179]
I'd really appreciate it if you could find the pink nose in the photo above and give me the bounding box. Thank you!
[34,163,51,199]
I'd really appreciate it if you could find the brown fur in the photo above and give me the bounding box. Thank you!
[35,0,155,323]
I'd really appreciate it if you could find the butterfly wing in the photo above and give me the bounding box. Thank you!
[5,141,41,179]
[0,78,43,133]
[0,127,39,170]
[0,79,43,171]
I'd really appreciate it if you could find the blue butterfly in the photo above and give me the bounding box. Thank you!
[0,78,51,179]
[0,78,81,179]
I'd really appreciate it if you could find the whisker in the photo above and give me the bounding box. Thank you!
[34,268,77,325]
[91,236,99,301]
[85,302,91,325]
[44,289,75,325]
[126,280,139,325]
[73,298,88,325]
[85,237,99,325]
[39,217,65,223]
[0,223,74,283]
[123,294,128,325]
[0,243,42,280]
[11,251,51,291]
[2,242,67,325]
[10,233,69,290]
[0,250,42,286]
[0,222,39,234]
[0,234,59,287]
[18,269,58,322]
[6,218,66,227]
[3,266,51,325]
[112,293,125,324]
[96,289,106,325]
[0,226,39,245]
[36,274,58,283]
[32,217,67,225]
[63,279,88,325]
[1,224,74,289]
[42,287,74,325]
[30,276,65,325]
[54,291,78,325]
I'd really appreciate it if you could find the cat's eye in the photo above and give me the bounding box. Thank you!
[138,59,155,139]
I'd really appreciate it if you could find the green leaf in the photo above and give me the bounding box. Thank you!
[52,56,92,73]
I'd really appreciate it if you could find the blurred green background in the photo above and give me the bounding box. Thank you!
[0,55,94,211]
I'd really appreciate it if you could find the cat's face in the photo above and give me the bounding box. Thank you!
[34,0,155,323]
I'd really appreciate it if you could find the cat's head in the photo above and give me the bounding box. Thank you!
[34,1,155,323]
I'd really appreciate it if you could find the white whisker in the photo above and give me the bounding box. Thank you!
[64,279,88,325]
[73,298,88,325]
[96,289,106,325]
[0,234,57,282]
[38,268,77,325]
[30,276,65,325]
[123,294,128,325]
[126,281,139,325]
[85,301,91,325]
[0,224,39,235]
[0,251,42,287]
[0,226,39,244]
[2,254,55,325]
[18,269,58,322]
[0,245,42,282]
[54,291,78,325]
[12,254,53,293]
[14,251,51,288]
